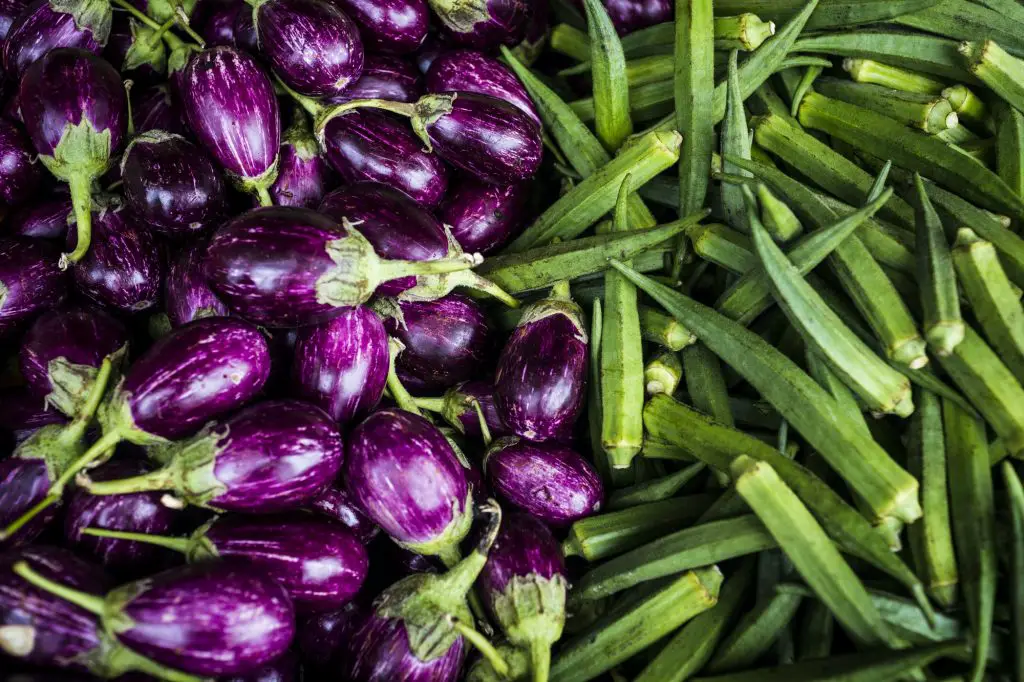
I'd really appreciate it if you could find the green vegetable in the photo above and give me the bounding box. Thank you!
[644,350,683,396]
[705,586,803,673]
[913,173,964,356]
[582,0,631,150]
[814,77,958,133]
[842,58,946,94]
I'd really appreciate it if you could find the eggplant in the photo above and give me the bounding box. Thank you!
[477,512,567,682]
[201,0,243,45]
[222,649,300,682]
[439,176,529,255]
[426,49,540,127]
[19,305,128,417]
[269,110,336,208]
[333,0,428,54]
[83,400,345,513]
[0,119,43,206]
[297,601,364,669]
[67,198,163,313]
[204,205,477,327]
[180,46,280,204]
[0,238,66,337]
[133,83,188,136]
[318,109,449,208]
[0,457,61,548]
[4,198,72,240]
[14,560,296,676]
[308,480,380,544]
[121,131,227,237]
[332,53,423,104]
[512,0,548,65]
[0,388,66,442]
[165,239,229,327]
[2,0,111,82]
[18,49,127,267]
[0,0,30,42]
[345,408,472,564]
[589,0,671,35]
[104,13,165,83]
[484,437,603,525]
[429,0,529,48]
[417,379,507,440]
[291,305,389,423]
[413,32,446,74]
[494,281,588,442]
[232,6,259,53]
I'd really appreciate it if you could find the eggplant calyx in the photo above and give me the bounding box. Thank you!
[409,94,455,152]
[482,436,518,471]
[489,574,567,650]
[466,643,531,682]
[119,131,188,175]
[166,42,200,74]
[233,157,280,206]
[282,108,319,161]
[14,422,87,478]
[515,284,588,340]
[398,269,519,308]
[95,633,207,682]
[123,20,168,73]
[400,490,475,562]
[45,345,126,419]
[51,0,114,44]
[313,98,416,140]
[427,0,491,33]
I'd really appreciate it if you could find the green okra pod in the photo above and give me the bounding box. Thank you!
[581,0,631,150]
[758,183,803,242]
[842,58,946,95]
[606,461,706,510]
[721,49,753,234]
[587,298,613,487]
[814,77,958,133]
[683,343,736,428]
[639,437,695,462]
[715,14,775,51]
[705,587,803,673]
[942,84,991,131]
[639,305,697,350]
[995,101,1024,204]
[897,2,1024,58]
[797,601,834,661]
[644,349,683,396]
[934,123,979,145]
[689,222,756,274]
[795,31,975,81]
[548,23,590,61]
[788,64,823,119]
[1001,461,1024,682]
[710,0,944,31]
[961,40,1024,128]
[816,194,916,273]
[913,173,964,356]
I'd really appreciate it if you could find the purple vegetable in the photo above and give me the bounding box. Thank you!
[297,601,364,669]
[269,110,336,208]
[0,0,30,42]
[180,46,280,204]
[2,0,111,82]
[2,87,21,123]
[430,0,529,48]
[477,512,567,682]
[291,305,389,423]
[426,49,540,127]
[133,83,188,136]
[67,200,163,313]
[512,0,549,65]
[0,119,42,206]
[222,649,300,682]
[308,480,379,544]
[333,0,428,54]
[18,48,127,266]
[439,177,529,255]
[0,388,66,442]
[232,6,259,53]
[204,205,476,327]
[83,400,345,513]
[0,238,66,338]
[104,13,164,83]
[413,32,446,73]
[19,305,128,417]
[594,0,671,35]
[494,281,588,442]
[165,239,229,327]
[345,408,472,563]
[4,198,72,240]
[201,0,243,45]
[484,437,603,525]
[0,457,60,548]
[121,131,227,237]
[331,53,423,104]
[417,379,506,440]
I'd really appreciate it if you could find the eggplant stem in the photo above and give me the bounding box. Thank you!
[78,460,176,496]
[61,173,96,268]
[470,398,493,447]
[530,638,553,682]
[255,184,273,207]
[386,339,423,417]
[12,561,106,616]
[413,397,447,413]
[451,619,509,677]
[57,357,114,449]
[123,80,135,137]
[172,6,206,47]
[81,528,191,554]
[105,643,207,682]
[52,430,123,493]
[462,272,521,308]
[377,254,479,283]
[112,0,161,29]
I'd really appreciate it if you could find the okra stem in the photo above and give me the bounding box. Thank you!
[843,58,946,95]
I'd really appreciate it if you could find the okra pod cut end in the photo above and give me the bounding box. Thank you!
[644,350,683,397]
[926,322,966,358]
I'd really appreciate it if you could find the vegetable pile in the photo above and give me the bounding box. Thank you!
[3,0,1024,680]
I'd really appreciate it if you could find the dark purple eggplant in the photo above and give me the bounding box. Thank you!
[484,437,603,525]
[14,560,295,676]
[0,388,66,441]
[439,176,529,255]
[0,457,61,548]
[345,408,473,564]
[512,0,548,65]
[588,0,671,35]
[67,199,163,313]
[165,239,229,327]
[331,53,423,104]
[19,305,128,417]
[0,119,42,206]
[232,5,259,53]
[83,400,345,513]
[254,0,363,97]
[180,46,280,204]
[291,305,388,423]
[297,601,364,669]
[308,480,379,544]
[133,83,189,136]
[0,0,30,42]
[426,48,540,126]
[413,31,446,73]
[121,131,227,237]
[416,380,507,440]
[333,0,427,54]
[201,0,243,45]
[222,649,300,682]
[104,13,165,83]
[269,109,336,208]
[19,48,127,267]
[2,0,111,82]
[0,238,66,337]
[429,0,529,48]
[494,281,587,442]
[204,205,477,327]
[4,198,72,240]
[477,512,567,682]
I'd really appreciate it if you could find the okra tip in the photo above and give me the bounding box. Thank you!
[891,337,930,371]
[926,321,966,357]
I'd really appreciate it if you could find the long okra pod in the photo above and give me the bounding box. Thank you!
[1002,461,1024,682]
[689,223,756,274]
[704,587,803,673]
[995,102,1024,204]
[582,0,631,151]
[794,32,975,81]
[896,3,1024,58]
[842,58,947,94]
[758,184,803,242]
[721,49,752,234]
[913,173,964,356]
[684,343,737,428]
[797,601,834,661]
[710,0,946,31]
[814,77,957,133]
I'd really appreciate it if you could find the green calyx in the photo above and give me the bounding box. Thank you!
[515,282,588,341]
[410,94,456,152]
[427,0,490,34]
[233,157,280,206]
[167,43,200,75]
[51,0,113,44]
[401,490,475,562]
[84,519,219,562]
[490,574,568,652]
[14,422,88,483]
[144,0,197,23]
[45,344,127,418]
[123,19,167,73]
[466,644,531,682]
[283,109,319,161]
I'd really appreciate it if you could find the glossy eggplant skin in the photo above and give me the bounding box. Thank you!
[332,0,427,54]
[484,438,603,526]
[341,610,466,682]
[269,113,336,209]
[2,0,110,82]
[115,562,295,676]
[291,306,389,424]
[319,109,448,208]
[0,238,66,338]
[0,0,29,42]
[201,0,243,45]
[0,388,66,441]
[68,206,163,313]
[5,198,72,240]
[0,119,42,206]
[413,32,446,74]
[426,49,539,127]
[435,0,529,49]
[133,84,188,136]
[118,316,271,440]
[232,6,259,53]
[598,0,671,35]
[0,458,58,549]
[165,239,229,327]
[121,132,227,237]
[384,294,493,393]
[332,53,422,104]
[446,380,506,439]
[256,0,364,98]
[64,458,179,573]
[308,480,379,544]
[345,408,470,552]
[297,601,364,669]
[222,649,300,682]
[478,510,565,599]
[439,177,528,255]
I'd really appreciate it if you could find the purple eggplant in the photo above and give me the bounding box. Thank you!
[180,46,280,204]
[0,457,61,548]
[269,110,337,208]
[254,0,364,97]
[19,306,127,417]
[64,458,179,573]
[165,239,229,327]
[18,48,127,266]
[494,281,587,442]
[104,13,165,83]
[413,32,446,73]
[2,0,111,82]
[4,198,72,240]
[318,108,449,208]
[297,601,364,669]
[201,0,243,45]
[121,131,227,237]
[0,388,66,442]
[484,437,603,525]
[512,0,549,65]
[439,176,529,255]
[0,238,66,337]
[67,199,163,313]
[133,83,188,136]
[426,48,540,127]
[417,380,506,440]
[308,480,380,544]
[0,0,29,42]
[291,305,389,423]
[592,0,671,35]
[83,400,344,513]
[223,649,300,682]
[477,512,567,682]
[232,5,259,53]
[204,205,477,327]
[332,53,423,104]
[333,0,428,54]
[430,0,529,48]
[0,119,42,206]
[345,408,472,564]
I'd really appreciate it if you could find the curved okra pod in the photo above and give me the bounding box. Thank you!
[1002,461,1024,682]
[842,58,947,95]
[711,0,940,31]
[794,32,974,81]
[721,49,752,234]
[606,461,705,511]
[813,77,957,133]
[912,173,964,356]
[582,0,631,150]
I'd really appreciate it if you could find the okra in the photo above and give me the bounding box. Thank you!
[913,173,965,356]
[639,305,697,350]
[683,343,736,428]
[995,102,1024,203]
[716,14,775,51]
[1001,461,1024,682]
[788,64,823,119]
[607,462,707,510]
[705,587,803,673]
[689,223,757,274]
[797,601,834,661]
[549,23,590,61]
[640,437,695,462]
[843,58,946,95]
[934,123,980,145]
[896,2,1024,58]
[721,49,753,234]
[710,0,944,31]
[644,350,683,396]
[962,40,1024,126]
[814,77,958,133]
[815,194,916,273]
[795,31,975,81]
[758,183,803,241]
[942,84,992,131]
[582,0,631,150]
